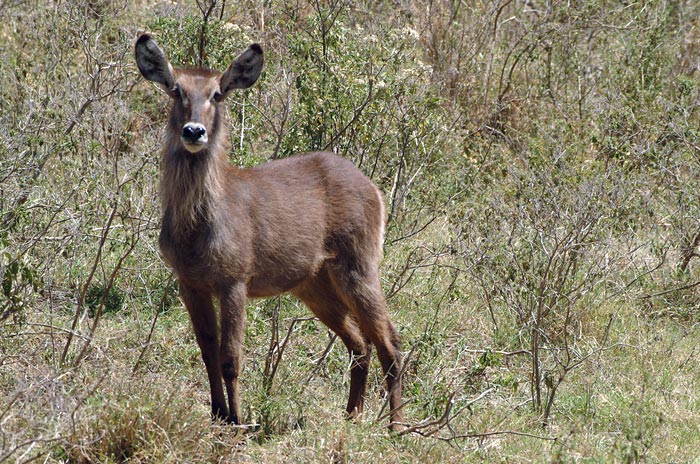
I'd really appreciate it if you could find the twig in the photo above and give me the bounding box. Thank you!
[460,348,531,357]
[395,387,494,437]
[376,345,416,422]
[73,224,139,367]
[0,436,65,463]
[132,275,175,375]
[60,199,119,365]
[396,392,457,436]
[680,227,700,272]
[263,305,316,392]
[442,429,557,442]
[323,79,374,151]
[305,331,338,383]
[7,323,90,341]
[195,0,217,67]
[641,279,700,299]
[394,389,555,442]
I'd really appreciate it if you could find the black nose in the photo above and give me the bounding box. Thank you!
[182,124,206,142]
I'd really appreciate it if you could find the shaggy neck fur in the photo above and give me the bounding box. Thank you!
[159,104,230,237]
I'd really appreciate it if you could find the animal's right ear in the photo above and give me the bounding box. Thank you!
[135,34,176,91]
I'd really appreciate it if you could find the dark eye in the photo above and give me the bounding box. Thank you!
[211,91,223,103]
[169,85,182,99]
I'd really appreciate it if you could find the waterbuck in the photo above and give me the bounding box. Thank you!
[134,34,403,431]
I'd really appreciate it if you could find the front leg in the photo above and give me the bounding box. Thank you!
[218,282,247,425]
[179,283,228,421]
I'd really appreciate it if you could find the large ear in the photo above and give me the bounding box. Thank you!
[219,44,264,96]
[135,34,176,90]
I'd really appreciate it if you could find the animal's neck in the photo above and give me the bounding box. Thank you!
[159,104,232,236]
[160,143,228,235]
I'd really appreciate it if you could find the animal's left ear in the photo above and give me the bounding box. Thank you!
[220,44,264,96]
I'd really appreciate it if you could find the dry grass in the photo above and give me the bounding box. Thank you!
[6,283,700,462]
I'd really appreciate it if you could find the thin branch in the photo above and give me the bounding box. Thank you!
[680,227,700,272]
[322,78,374,151]
[396,392,456,436]
[4,323,90,341]
[444,429,557,442]
[195,0,217,67]
[264,307,316,392]
[461,348,531,357]
[72,228,139,367]
[376,345,416,422]
[397,387,494,437]
[641,279,700,299]
[132,275,175,375]
[305,331,338,383]
[60,199,119,366]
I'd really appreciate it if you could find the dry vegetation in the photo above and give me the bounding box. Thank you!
[2,0,700,462]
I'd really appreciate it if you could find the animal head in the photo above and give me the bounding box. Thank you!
[135,34,264,153]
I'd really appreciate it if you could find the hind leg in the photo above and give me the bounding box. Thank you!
[293,267,371,419]
[326,260,403,431]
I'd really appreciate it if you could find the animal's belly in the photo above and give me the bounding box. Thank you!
[161,235,329,296]
[245,253,327,298]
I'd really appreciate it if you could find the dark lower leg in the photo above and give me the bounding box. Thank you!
[219,282,247,425]
[375,342,403,429]
[223,362,242,424]
[293,271,370,422]
[346,347,371,419]
[327,266,404,430]
[203,353,229,421]
[180,284,228,421]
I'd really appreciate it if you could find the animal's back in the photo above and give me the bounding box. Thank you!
[246,151,382,229]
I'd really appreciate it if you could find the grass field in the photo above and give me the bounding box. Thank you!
[3,0,700,462]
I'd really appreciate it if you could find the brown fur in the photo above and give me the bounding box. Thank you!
[135,34,403,431]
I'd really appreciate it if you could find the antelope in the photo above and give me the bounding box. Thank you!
[134,34,403,431]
